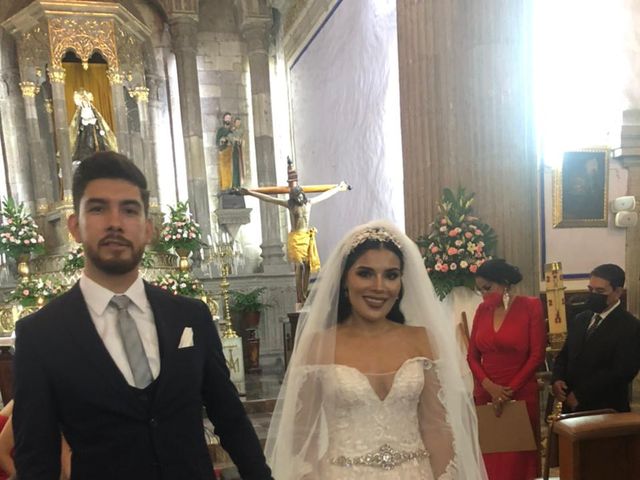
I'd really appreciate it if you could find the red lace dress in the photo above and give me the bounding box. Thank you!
[467,296,545,480]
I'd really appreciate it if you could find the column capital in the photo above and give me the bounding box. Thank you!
[241,18,272,55]
[106,68,123,86]
[48,66,65,84]
[168,15,198,54]
[19,81,39,98]
[129,86,149,103]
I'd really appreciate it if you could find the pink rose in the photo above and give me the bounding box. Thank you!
[464,232,472,239]
[469,264,478,273]
[448,230,457,237]
[23,289,29,296]
[440,219,447,225]
[475,229,482,235]
[447,247,458,255]
[440,264,449,273]
[430,246,439,253]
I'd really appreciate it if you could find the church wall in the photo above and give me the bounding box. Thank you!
[542,160,628,290]
[284,0,405,261]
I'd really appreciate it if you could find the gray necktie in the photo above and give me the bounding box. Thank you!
[110,295,153,388]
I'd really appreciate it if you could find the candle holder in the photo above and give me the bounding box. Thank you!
[211,231,245,393]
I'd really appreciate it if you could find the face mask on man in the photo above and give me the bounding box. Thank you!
[585,292,609,313]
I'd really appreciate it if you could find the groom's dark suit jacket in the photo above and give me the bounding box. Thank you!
[13,282,272,480]
[551,304,640,412]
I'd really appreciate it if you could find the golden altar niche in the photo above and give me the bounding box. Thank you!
[2,0,153,254]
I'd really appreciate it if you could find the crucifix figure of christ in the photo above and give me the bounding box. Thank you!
[236,160,350,305]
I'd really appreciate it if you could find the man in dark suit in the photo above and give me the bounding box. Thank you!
[551,264,640,412]
[13,152,272,479]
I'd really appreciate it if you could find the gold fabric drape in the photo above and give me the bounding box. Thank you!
[63,63,114,130]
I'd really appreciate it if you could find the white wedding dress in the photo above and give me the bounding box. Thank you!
[314,357,456,479]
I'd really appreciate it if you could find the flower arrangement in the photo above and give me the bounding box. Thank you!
[418,188,497,300]
[62,245,154,275]
[151,271,205,298]
[0,198,45,259]
[9,276,68,307]
[159,202,203,253]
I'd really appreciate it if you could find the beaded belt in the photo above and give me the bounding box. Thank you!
[330,443,429,470]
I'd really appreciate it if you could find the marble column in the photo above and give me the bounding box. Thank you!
[106,69,132,161]
[242,19,287,271]
[0,69,34,210]
[613,110,640,318]
[19,81,53,214]
[168,16,212,241]
[396,0,539,294]
[47,66,72,204]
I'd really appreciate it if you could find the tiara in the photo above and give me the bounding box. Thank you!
[349,226,402,251]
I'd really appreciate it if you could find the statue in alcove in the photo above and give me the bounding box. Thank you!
[216,112,244,191]
[69,89,117,165]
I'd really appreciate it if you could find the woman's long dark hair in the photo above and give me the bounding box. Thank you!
[337,238,405,324]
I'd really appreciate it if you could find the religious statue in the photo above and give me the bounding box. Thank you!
[69,89,117,165]
[237,160,350,304]
[216,112,244,191]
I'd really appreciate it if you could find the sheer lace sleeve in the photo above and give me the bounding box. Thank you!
[419,360,457,479]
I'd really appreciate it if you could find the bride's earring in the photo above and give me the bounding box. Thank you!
[502,289,510,309]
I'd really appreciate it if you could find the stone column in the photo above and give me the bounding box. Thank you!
[0,69,34,210]
[168,15,212,241]
[48,66,72,204]
[19,81,54,214]
[241,19,287,271]
[613,110,640,318]
[106,69,132,161]
[129,86,158,201]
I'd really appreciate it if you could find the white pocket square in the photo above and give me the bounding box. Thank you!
[178,327,194,349]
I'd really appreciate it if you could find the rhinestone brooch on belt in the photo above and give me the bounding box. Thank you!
[331,444,429,470]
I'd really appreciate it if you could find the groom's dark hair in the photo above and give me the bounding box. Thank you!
[72,151,150,216]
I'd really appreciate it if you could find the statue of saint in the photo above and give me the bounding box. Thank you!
[69,89,117,165]
[216,112,244,191]
[238,164,349,304]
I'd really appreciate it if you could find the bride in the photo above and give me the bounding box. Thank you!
[265,220,487,479]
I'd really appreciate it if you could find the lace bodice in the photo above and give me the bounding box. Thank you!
[306,357,456,479]
[324,357,428,457]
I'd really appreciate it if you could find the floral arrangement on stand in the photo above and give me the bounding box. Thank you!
[151,271,205,298]
[159,201,203,254]
[418,187,497,300]
[0,198,45,260]
[9,276,67,308]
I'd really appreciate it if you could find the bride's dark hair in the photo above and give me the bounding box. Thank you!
[337,238,405,324]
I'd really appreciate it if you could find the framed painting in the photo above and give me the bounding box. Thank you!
[552,148,609,228]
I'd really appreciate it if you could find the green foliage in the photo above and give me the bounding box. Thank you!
[417,187,497,300]
[158,202,203,253]
[0,198,45,259]
[229,287,270,314]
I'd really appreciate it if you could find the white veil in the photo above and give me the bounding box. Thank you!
[265,220,487,479]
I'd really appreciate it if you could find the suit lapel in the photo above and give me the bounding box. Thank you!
[64,284,146,411]
[144,283,185,403]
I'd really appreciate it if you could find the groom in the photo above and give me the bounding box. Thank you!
[13,152,272,479]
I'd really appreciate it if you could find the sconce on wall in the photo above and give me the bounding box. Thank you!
[611,196,637,228]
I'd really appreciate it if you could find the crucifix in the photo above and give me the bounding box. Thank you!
[236,158,350,305]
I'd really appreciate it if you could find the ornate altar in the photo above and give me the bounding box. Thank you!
[2,0,154,253]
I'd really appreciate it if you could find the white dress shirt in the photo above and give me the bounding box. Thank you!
[79,274,161,386]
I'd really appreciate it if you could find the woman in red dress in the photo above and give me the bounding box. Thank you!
[467,259,545,480]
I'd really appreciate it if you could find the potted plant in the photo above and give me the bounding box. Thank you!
[229,287,270,328]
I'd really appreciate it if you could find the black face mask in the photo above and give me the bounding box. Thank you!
[585,292,609,313]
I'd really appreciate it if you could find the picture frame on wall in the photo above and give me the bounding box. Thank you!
[552,148,609,228]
